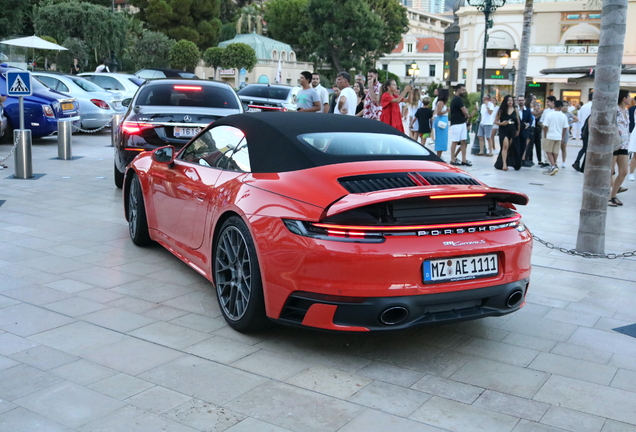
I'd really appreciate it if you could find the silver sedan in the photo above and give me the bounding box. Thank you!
[33,73,126,130]
[78,73,143,101]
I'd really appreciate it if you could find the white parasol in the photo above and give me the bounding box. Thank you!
[0,35,68,70]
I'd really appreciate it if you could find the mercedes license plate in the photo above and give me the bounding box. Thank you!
[61,103,74,111]
[423,254,498,284]
[174,127,201,138]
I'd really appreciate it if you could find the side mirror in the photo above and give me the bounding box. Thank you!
[153,146,175,164]
[122,98,132,107]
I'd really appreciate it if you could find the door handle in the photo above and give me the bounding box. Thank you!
[193,192,206,202]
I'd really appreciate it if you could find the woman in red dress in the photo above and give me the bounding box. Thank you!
[380,80,412,133]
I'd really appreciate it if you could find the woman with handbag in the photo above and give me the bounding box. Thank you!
[609,89,633,207]
[433,89,449,158]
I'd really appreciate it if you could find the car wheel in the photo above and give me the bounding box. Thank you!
[114,162,124,188]
[214,216,270,332]
[128,174,152,246]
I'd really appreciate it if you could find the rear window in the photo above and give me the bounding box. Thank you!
[298,132,432,156]
[69,77,105,92]
[238,86,291,100]
[135,84,239,109]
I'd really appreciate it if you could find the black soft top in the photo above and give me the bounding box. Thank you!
[212,112,440,173]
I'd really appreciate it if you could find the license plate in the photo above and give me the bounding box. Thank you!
[61,103,74,111]
[247,107,262,112]
[174,127,201,138]
[423,254,498,283]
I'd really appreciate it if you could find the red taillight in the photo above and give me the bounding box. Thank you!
[121,121,156,135]
[174,85,202,91]
[311,215,521,232]
[90,99,110,109]
[42,105,55,118]
[430,193,486,199]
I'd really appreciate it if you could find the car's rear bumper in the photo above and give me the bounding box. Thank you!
[274,279,529,331]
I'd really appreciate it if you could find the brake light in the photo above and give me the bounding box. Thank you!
[311,215,521,232]
[91,99,110,109]
[42,105,55,118]
[121,121,156,135]
[174,85,202,91]
[430,193,486,199]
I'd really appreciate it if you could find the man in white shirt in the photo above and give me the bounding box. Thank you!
[95,60,110,73]
[572,91,593,172]
[542,100,569,175]
[334,72,357,116]
[476,94,494,156]
[311,72,329,113]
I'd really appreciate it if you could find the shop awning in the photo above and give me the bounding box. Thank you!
[533,74,588,84]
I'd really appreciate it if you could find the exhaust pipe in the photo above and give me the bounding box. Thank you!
[506,290,524,308]
[379,306,409,325]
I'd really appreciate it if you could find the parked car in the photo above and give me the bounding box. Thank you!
[237,84,299,112]
[33,72,126,130]
[135,68,199,80]
[113,79,243,188]
[0,64,80,142]
[122,113,532,333]
[78,72,144,100]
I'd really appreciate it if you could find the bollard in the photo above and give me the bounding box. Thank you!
[57,119,73,160]
[14,129,33,179]
[111,113,124,147]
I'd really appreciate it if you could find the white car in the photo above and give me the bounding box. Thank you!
[78,73,144,101]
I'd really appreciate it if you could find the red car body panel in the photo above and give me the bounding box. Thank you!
[125,142,532,332]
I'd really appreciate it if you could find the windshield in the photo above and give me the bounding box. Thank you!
[69,76,106,92]
[298,132,432,157]
[238,86,291,100]
[136,83,240,109]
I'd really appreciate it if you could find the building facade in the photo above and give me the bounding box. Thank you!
[195,33,313,88]
[375,8,452,90]
[454,0,636,103]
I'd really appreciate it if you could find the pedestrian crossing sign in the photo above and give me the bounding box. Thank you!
[6,71,32,96]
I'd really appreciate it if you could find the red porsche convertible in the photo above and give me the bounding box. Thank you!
[123,113,532,332]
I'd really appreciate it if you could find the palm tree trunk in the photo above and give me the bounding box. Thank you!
[576,0,628,253]
[515,0,533,96]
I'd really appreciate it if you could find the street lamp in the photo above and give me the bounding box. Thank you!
[408,62,420,85]
[467,0,507,154]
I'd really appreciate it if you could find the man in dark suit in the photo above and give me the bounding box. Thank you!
[516,95,533,168]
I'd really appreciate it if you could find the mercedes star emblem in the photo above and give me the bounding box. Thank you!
[183,115,192,123]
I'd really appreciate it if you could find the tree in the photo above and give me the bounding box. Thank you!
[33,2,127,63]
[131,0,221,48]
[219,23,237,42]
[57,37,90,73]
[515,0,533,97]
[222,43,257,71]
[576,0,628,254]
[203,46,225,79]
[0,0,32,40]
[366,0,408,62]
[236,3,263,35]
[305,0,384,72]
[220,0,237,23]
[263,0,310,58]
[169,39,200,71]
[129,30,175,71]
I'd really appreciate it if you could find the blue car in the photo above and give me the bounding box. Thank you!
[0,64,79,142]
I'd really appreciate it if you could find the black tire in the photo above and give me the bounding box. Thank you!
[128,174,152,246]
[114,162,124,189]
[214,216,270,332]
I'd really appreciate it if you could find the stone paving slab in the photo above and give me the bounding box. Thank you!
[1,133,636,431]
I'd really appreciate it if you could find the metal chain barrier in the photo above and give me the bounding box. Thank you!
[0,130,21,166]
[533,234,636,259]
[71,115,115,134]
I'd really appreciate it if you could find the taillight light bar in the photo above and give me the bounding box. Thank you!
[430,193,486,199]
[310,215,521,232]
[248,105,287,112]
[121,121,156,135]
[174,85,202,91]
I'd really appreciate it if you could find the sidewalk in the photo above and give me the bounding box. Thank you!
[0,131,635,432]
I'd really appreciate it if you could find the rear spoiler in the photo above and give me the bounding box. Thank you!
[322,185,528,218]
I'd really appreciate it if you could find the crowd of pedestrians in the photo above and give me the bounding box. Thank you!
[301,69,636,207]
